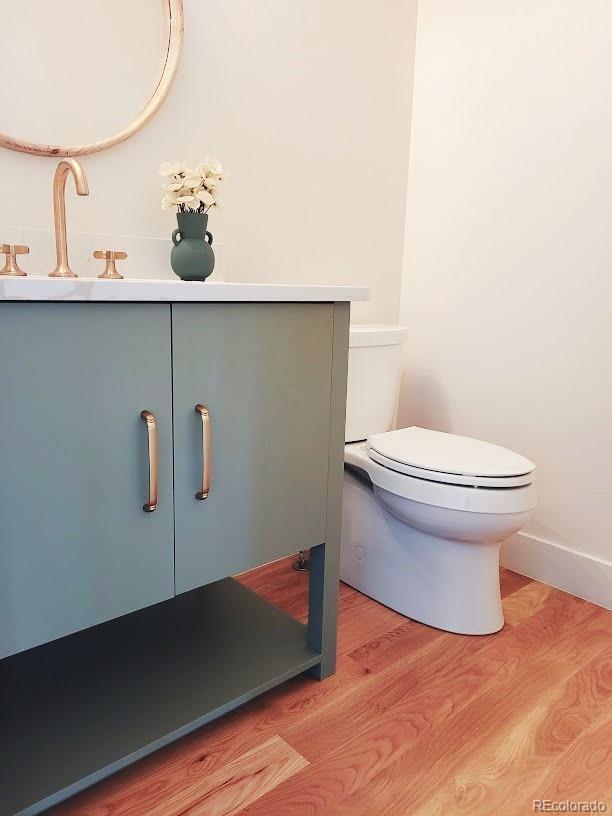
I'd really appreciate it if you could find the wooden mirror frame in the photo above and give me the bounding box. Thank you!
[0,0,184,158]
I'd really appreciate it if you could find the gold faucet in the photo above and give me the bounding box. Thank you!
[49,159,89,278]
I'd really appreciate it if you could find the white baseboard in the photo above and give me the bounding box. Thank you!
[501,532,612,611]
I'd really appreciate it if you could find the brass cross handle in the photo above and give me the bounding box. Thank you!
[94,249,127,279]
[0,244,29,277]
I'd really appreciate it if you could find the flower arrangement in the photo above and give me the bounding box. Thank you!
[159,157,227,213]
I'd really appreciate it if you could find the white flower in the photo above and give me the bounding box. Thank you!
[161,191,179,210]
[196,189,215,207]
[160,157,226,213]
[199,156,226,179]
[208,159,223,174]
[159,161,187,177]
[176,194,199,209]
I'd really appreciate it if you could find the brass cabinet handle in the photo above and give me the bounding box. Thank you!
[141,410,159,512]
[195,404,211,500]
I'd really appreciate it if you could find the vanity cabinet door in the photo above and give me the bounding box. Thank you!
[0,303,175,658]
[172,303,333,593]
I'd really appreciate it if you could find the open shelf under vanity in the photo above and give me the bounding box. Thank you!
[1,578,321,816]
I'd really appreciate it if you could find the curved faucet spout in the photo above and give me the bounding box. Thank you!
[49,159,89,278]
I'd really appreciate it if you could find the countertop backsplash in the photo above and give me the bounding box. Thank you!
[0,226,226,281]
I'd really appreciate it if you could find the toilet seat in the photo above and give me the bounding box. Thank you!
[367,427,535,488]
[345,441,537,515]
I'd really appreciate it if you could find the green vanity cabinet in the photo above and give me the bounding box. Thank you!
[0,303,175,660]
[0,301,343,658]
[0,296,351,816]
[172,303,333,593]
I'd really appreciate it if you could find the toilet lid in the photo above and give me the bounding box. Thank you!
[367,427,535,488]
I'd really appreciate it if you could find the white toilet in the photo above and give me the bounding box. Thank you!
[341,325,537,635]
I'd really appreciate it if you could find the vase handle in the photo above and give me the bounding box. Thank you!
[172,228,182,246]
[205,231,213,246]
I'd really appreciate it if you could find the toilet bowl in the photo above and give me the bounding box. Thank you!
[341,326,537,635]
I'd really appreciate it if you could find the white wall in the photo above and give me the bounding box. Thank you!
[400,0,612,606]
[0,0,417,322]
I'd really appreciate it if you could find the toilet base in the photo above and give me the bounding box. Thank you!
[341,468,505,635]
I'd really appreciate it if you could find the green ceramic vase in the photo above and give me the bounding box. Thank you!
[171,211,215,282]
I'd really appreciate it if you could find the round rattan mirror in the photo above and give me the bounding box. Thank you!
[0,0,183,157]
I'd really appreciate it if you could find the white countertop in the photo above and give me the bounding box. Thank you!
[0,277,370,303]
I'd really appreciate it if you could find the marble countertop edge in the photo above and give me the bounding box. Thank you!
[0,277,370,303]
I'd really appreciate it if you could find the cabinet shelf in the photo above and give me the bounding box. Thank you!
[1,579,321,816]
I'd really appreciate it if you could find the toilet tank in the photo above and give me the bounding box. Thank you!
[345,325,408,443]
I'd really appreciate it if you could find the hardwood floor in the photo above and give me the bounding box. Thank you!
[52,560,612,816]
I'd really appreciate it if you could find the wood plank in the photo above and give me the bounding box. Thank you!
[405,631,612,816]
[55,736,308,816]
[502,580,554,627]
[242,593,606,813]
[320,607,612,816]
[180,735,308,816]
[348,617,443,675]
[335,586,406,657]
[238,556,311,621]
[499,566,533,598]
[278,590,595,761]
[516,705,612,813]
